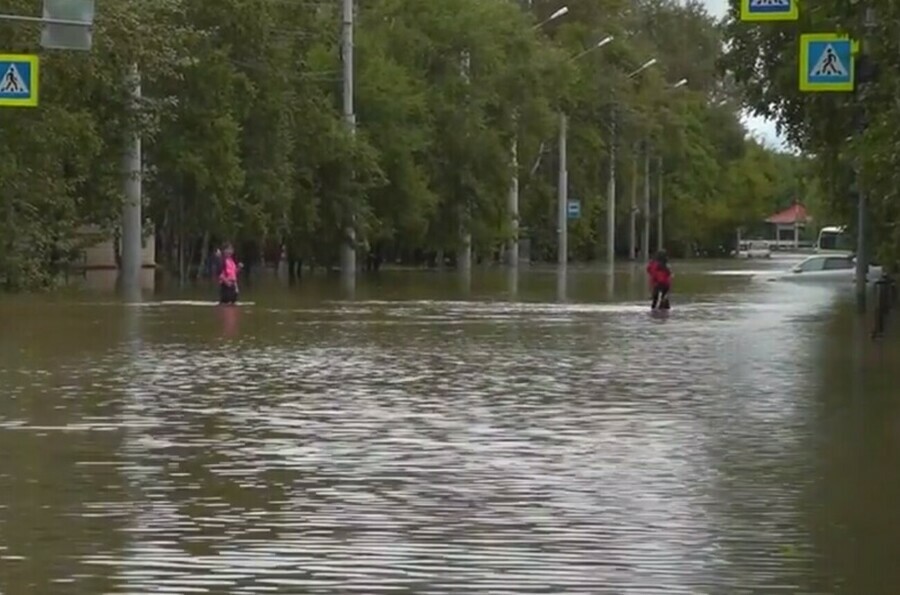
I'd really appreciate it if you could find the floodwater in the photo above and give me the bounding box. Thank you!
[1,259,898,594]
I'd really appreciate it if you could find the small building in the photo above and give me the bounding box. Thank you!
[766,202,811,250]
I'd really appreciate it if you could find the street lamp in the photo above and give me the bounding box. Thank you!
[569,35,614,62]
[632,61,659,263]
[606,57,659,266]
[640,71,685,261]
[533,6,569,29]
[557,35,615,266]
[507,5,570,267]
[656,78,687,253]
[626,58,657,80]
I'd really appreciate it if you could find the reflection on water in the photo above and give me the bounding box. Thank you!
[341,271,356,300]
[458,267,472,297]
[606,267,615,301]
[506,266,518,300]
[0,264,898,594]
[556,266,566,302]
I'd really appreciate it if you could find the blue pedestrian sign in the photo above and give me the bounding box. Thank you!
[567,199,581,220]
[740,0,798,22]
[799,34,856,92]
[0,54,39,107]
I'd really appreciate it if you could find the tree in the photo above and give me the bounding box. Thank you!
[721,0,900,265]
[0,0,806,289]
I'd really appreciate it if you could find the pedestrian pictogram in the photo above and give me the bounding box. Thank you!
[0,64,28,95]
[741,0,798,22]
[810,45,847,77]
[799,34,856,92]
[0,54,39,107]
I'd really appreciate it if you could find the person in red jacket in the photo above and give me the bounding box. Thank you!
[646,250,672,309]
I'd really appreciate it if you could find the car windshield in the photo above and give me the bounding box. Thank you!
[823,257,853,270]
[797,258,826,272]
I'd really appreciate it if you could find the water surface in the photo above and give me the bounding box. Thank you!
[1,260,898,594]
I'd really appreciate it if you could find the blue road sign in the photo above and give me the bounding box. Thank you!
[799,34,856,92]
[0,54,39,107]
[567,199,581,220]
[741,0,798,22]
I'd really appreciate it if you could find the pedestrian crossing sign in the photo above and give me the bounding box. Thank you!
[740,0,798,22]
[799,34,857,92]
[0,54,39,107]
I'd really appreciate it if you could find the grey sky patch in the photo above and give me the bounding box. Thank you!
[700,0,789,150]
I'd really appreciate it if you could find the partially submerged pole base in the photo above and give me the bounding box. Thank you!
[340,232,356,295]
[119,62,142,302]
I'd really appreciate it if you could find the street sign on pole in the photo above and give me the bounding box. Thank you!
[740,0,798,22]
[42,0,94,51]
[799,34,857,92]
[0,54,39,107]
[567,199,581,220]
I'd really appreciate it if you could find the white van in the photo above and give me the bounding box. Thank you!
[815,226,853,255]
[734,240,772,259]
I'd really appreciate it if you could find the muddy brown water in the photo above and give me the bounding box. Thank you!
[1,259,897,594]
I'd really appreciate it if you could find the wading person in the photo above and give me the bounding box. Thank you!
[646,250,672,310]
[218,244,241,305]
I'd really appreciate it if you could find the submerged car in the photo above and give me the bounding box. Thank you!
[767,254,882,284]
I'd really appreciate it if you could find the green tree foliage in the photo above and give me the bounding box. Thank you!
[0,0,803,289]
[721,0,899,264]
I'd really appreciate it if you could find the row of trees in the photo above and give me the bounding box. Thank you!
[0,0,806,289]
[722,0,898,266]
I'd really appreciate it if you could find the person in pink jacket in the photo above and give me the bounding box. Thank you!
[218,243,241,304]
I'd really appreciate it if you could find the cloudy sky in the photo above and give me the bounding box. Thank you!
[701,0,789,151]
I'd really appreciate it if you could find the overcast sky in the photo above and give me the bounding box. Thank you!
[700,0,789,151]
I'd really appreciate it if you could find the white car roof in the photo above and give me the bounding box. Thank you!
[800,254,852,263]
[807,253,850,258]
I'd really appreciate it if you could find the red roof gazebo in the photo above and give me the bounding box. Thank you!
[766,202,811,249]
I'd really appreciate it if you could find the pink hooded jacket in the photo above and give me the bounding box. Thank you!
[219,256,238,285]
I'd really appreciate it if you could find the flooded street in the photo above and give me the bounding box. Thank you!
[1,259,898,594]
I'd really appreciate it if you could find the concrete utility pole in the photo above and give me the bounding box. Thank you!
[459,50,472,273]
[855,6,876,313]
[606,107,617,266]
[505,5,568,268]
[622,58,658,262]
[642,143,650,261]
[556,36,614,266]
[656,78,686,254]
[340,0,356,280]
[656,155,664,252]
[120,63,142,300]
[629,146,638,261]
[507,134,519,266]
[557,111,568,265]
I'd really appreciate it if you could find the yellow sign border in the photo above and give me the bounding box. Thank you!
[740,0,799,22]
[798,34,857,93]
[0,54,39,107]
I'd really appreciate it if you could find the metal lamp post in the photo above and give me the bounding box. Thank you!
[617,58,657,262]
[506,5,569,267]
[656,78,687,253]
[558,35,614,266]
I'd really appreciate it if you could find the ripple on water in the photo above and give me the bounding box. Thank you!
[1,292,831,593]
